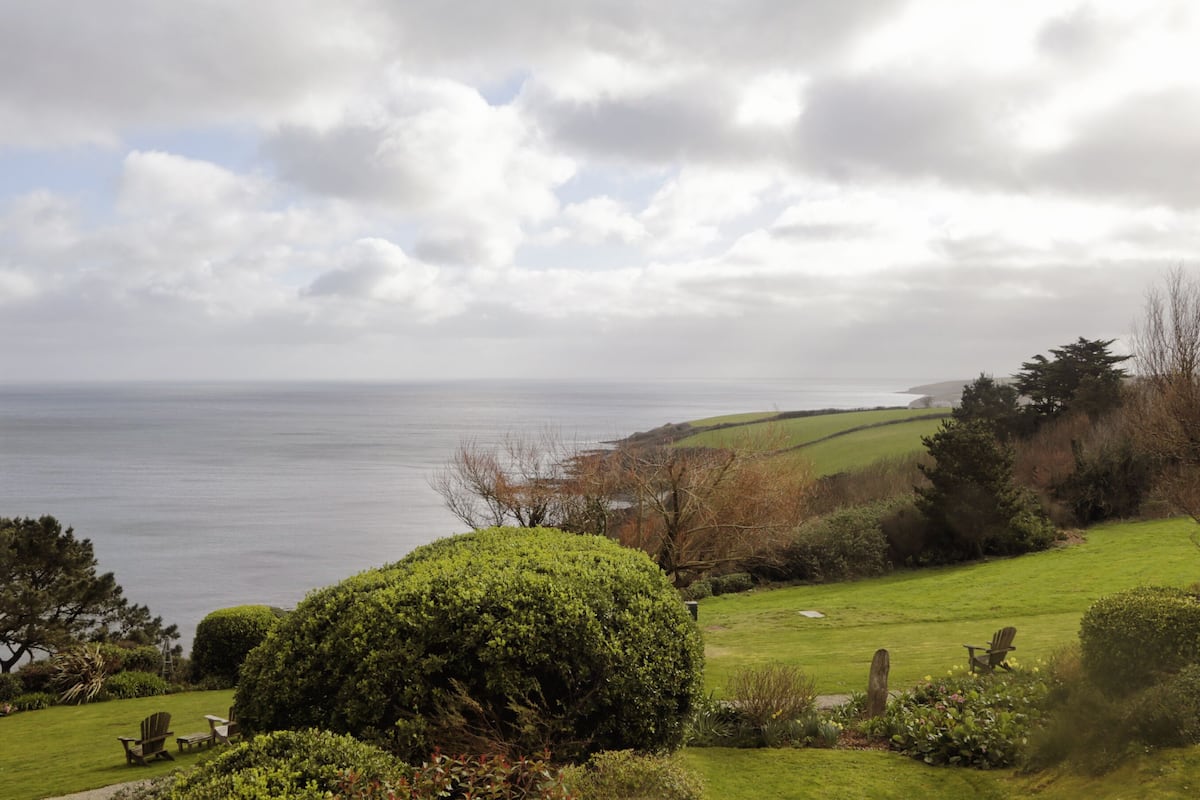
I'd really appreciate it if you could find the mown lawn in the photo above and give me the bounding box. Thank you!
[0,689,234,800]
[700,517,1200,693]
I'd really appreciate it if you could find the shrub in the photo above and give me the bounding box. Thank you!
[883,667,1051,768]
[710,572,753,595]
[726,662,817,731]
[10,691,56,711]
[560,750,705,800]
[879,498,936,566]
[680,579,712,600]
[191,605,282,686]
[104,670,170,699]
[0,673,22,702]
[777,502,892,582]
[15,660,57,693]
[1078,586,1200,696]
[336,751,572,799]
[52,644,110,704]
[97,643,163,674]
[237,527,704,761]
[171,728,405,800]
[1123,664,1200,748]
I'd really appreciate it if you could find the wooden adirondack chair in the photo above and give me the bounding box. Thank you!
[118,711,175,765]
[964,626,1017,673]
[205,706,241,744]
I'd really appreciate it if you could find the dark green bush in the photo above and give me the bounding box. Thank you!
[1079,586,1200,696]
[191,605,282,686]
[97,643,163,674]
[171,728,405,800]
[778,502,892,582]
[237,527,704,761]
[680,579,712,600]
[1124,664,1200,748]
[560,750,705,800]
[15,660,56,693]
[104,670,170,699]
[710,572,753,595]
[0,673,23,702]
[10,691,56,711]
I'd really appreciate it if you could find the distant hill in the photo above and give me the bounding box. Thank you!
[904,379,972,408]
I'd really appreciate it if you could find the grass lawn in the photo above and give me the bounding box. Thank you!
[676,408,948,451]
[700,517,1200,693]
[683,748,1012,799]
[0,689,234,800]
[776,416,946,476]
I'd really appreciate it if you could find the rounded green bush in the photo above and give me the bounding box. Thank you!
[1079,586,1200,696]
[0,673,22,703]
[237,527,704,761]
[191,605,282,686]
[98,643,162,674]
[171,728,405,800]
[103,670,169,699]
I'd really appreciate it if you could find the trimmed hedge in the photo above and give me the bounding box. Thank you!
[191,605,282,686]
[171,728,405,800]
[237,527,704,761]
[1079,586,1200,696]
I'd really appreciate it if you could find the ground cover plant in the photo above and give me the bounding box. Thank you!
[0,688,234,800]
[237,527,703,761]
[699,517,1200,693]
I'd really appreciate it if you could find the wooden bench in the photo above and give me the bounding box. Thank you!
[176,731,215,752]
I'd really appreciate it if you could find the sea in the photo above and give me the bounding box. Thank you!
[0,379,925,652]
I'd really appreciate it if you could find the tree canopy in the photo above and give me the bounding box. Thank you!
[1015,337,1130,423]
[0,516,177,673]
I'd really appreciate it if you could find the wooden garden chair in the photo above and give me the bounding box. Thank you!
[964,626,1017,673]
[118,711,175,765]
[205,706,241,744]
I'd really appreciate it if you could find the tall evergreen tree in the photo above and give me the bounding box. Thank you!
[1015,337,1130,423]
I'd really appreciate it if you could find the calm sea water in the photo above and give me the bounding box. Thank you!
[0,379,922,650]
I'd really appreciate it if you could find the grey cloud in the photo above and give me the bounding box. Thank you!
[1033,89,1200,207]
[304,263,390,298]
[794,74,1020,184]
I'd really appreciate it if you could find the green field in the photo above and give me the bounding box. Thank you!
[675,408,949,476]
[0,689,234,800]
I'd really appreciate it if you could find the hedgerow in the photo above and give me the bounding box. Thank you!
[237,527,703,761]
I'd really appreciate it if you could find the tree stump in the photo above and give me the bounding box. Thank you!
[867,648,890,717]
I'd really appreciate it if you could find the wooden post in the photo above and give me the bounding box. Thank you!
[867,648,890,717]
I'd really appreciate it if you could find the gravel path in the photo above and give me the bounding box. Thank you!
[44,779,151,800]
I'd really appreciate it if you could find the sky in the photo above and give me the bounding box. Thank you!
[1,0,1197,383]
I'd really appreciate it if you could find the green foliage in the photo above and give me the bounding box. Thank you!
[190,605,282,686]
[0,515,177,674]
[10,691,56,711]
[237,527,704,761]
[0,672,23,702]
[710,572,753,595]
[560,750,705,800]
[1123,664,1200,748]
[1078,586,1200,696]
[680,579,712,600]
[726,663,817,731]
[52,643,109,704]
[1016,337,1130,424]
[103,670,169,699]
[917,419,1057,562]
[882,667,1051,768]
[171,728,405,800]
[773,502,892,582]
[15,660,56,692]
[1054,432,1156,525]
[954,374,1022,440]
[96,643,162,674]
[336,750,572,799]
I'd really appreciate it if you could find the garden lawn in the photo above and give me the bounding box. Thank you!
[683,748,1011,799]
[700,517,1200,694]
[0,689,234,800]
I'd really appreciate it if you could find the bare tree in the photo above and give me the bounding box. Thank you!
[1132,267,1200,519]
[429,430,580,530]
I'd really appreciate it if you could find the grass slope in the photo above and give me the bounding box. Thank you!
[0,689,234,800]
[700,517,1200,693]
[776,416,945,476]
[677,408,947,451]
